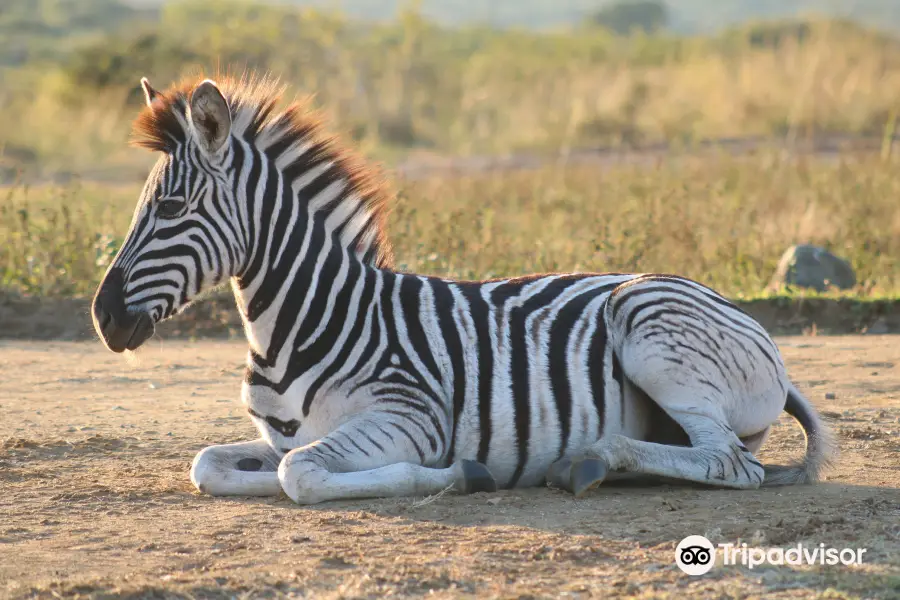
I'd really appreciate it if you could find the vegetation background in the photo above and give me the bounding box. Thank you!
[1,0,899,302]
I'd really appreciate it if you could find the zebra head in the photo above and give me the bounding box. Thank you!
[93,77,241,352]
[93,74,394,353]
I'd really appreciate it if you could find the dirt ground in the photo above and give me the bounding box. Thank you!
[0,336,898,599]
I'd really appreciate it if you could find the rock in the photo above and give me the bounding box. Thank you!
[768,244,856,292]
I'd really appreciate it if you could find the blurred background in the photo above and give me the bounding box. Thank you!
[1,0,899,307]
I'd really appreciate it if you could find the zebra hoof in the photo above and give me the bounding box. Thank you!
[546,457,573,491]
[570,458,608,498]
[459,459,497,494]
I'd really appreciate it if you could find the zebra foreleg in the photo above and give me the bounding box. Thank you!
[278,413,496,505]
[190,438,283,496]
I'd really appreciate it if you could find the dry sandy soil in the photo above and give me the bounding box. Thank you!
[0,336,898,599]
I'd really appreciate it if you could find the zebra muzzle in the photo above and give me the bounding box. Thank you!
[92,267,155,353]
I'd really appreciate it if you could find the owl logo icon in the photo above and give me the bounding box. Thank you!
[676,535,716,575]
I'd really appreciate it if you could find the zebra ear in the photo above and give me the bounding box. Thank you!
[188,79,232,156]
[140,77,160,108]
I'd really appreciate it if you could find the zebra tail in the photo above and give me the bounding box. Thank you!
[761,382,839,486]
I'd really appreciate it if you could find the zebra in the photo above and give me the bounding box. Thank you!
[92,74,837,505]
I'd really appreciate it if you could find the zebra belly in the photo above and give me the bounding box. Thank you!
[448,341,624,489]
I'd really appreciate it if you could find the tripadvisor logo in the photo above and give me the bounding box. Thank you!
[676,535,716,575]
[675,535,868,575]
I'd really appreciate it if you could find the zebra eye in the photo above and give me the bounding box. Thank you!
[156,197,185,219]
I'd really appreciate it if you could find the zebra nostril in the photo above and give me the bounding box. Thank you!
[92,267,134,349]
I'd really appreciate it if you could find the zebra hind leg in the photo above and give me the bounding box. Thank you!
[559,275,786,494]
[190,438,284,496]
[570,354,771,491]
[580,418,765,493]
[550,348,774,495]
[547,373,772,496]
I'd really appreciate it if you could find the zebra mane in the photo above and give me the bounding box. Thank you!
[131,72,395,269]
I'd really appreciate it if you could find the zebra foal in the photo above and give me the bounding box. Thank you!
[92,74,836,504]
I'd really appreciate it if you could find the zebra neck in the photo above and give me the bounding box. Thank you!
[232,218,385,377]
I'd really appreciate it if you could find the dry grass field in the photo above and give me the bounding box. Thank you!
[0,337,898,599]
[3,152,900,300]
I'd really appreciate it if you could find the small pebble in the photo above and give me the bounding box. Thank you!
[825,393,836,400]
